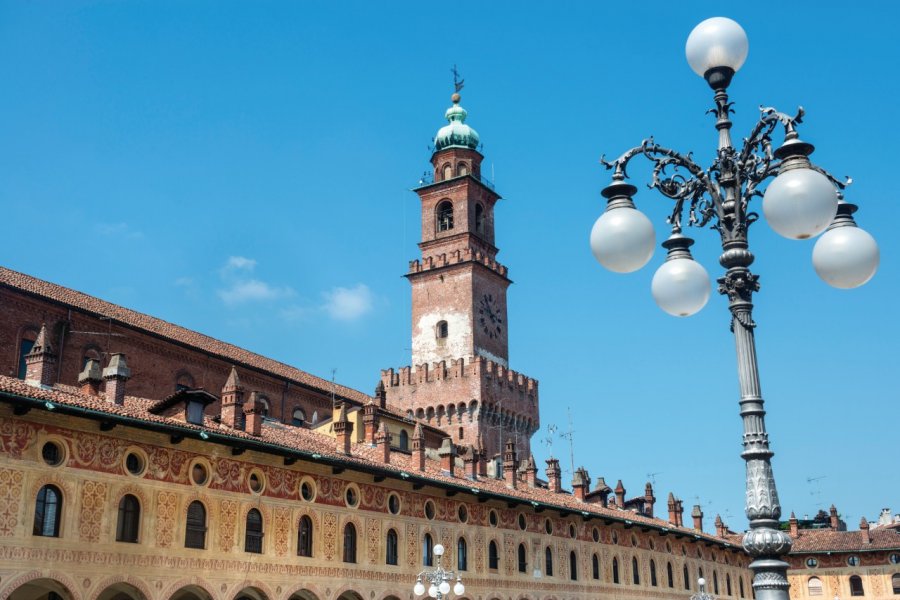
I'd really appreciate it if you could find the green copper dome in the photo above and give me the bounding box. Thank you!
[434,93,480,152]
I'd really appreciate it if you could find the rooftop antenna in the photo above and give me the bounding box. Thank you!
[542,424,558,459]
[559,408,576,477]
[807,475,826,508]
[330,369,337,410]
[647,472,661,486]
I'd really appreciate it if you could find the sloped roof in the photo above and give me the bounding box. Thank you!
[0,266,371,404]
[788,528,900,553]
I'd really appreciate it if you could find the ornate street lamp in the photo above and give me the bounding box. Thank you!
[590,16,878,600]
[413,544,465,600]
[693,578,716,600]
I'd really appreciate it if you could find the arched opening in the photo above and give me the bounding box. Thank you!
[891,573,900,595]
[613,557,620,584]
[170,585,214,600]
[234,588,268,600]
[292,408,306,427]
[386,528,398,565]
[592,553,600,580]
[96,582,147,600]
[849,576,864,597]
[437,201,454,232]
[245,508,263,553]
[298,515,313,557]
[423,532,434,566]
[475,203,485,234]
[436,320,448,339]
[7,579,74,600]
[569,551,578,581]
[398,429,409,451]
[343,522,357,563]
[175,372,195,392]
[684,565,691,590]
[457,537,468,571]
[650,559,658,586]
[285,590,319,600]
[727,574,733,596]
[442,164,452,181]
[518,543,527,573]
[545,546,553,577]
[115,494,140,543]
[33,484,62,537]
[667,561,674,588]
[739,576,746,598]
[807,578,824,597]
[336,592,363,600]
[457,163,469,176]
[185,500,207,549]
[714,571,720,594]
[488,540,499,570]
[632,556,641,584]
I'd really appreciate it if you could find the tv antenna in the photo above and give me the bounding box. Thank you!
[646,472,661,486]
[807,475,826,507]
[542,424,558,459]
[559,408,576,477]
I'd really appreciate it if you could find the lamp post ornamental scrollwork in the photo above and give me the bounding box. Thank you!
[413,544,465,600]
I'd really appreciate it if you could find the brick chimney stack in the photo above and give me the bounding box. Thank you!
[644,482,656,517]
[615,480,626,508]
[476,434,487,478]
[789,512,799,538]
[102,353,131,405]
[715,514,726,537]
[593,477,612,507]
[375,421,391,464]
[692,504,704,532]
[830,505,840,530]
[572,467,591,501]
[78,359,103,396]
[438,438,456,476]
[220,366,245,429]
[243,391,265,436]
[25,324,56,387]
[545,458,562,493]
[676,498,684,527]
[374,380,387,409]
[668,493,678,526]
[503,439,518,489]
[363,401,378,445]
[412,422,425,471]
[524,454,538,488]
[333,402,353,455]
[462,446,478,480]
[860,517,870,544]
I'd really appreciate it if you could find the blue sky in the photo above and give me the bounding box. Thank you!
[1,1,897,531]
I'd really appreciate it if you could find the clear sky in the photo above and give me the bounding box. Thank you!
[1,1,897,532]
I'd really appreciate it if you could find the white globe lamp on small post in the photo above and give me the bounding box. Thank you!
[411,541,464,600]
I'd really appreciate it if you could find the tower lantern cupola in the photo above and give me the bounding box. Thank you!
[434,93,480,152]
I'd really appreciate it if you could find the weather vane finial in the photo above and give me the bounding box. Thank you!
[451,64,464,94]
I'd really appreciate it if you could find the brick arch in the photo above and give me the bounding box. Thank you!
[226,580,276,600]
[161,577,217,600]
[1,570,80,600]
[90,575,153,600]
[111,482,149,508]
[280,587,322,600]
[331,587,364,600]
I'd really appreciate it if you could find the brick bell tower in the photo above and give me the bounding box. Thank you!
[381,86,539,461]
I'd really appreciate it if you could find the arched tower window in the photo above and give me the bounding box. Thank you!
[570,551,578,581]
[298,515,313,557]
[684,565,691,590]
[442,164,452,180]
[343,522,357,563]
[398,429,409,451]
[633,557,641,584]
[436,320,448,339]
[849,576,864,597]
[258,396,270,417]
[650,559,658,586]
[386,528,399,565]
[613,557,620,583]
[115,494,140,543]
[475,203,485,234]
[185,501,206,549]
[457,162,469,176]
[437,201,454,232]
[292,408,305,427]
[488,540,499,570]
[518,543,527,573]
[545,546,554,576]
[667,561,674,588]
[592,554,600,580]
[245,509,263,553]
[33,484,62,537]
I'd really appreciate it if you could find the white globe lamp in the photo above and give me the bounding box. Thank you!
[764,167,838,239]
[812,203,879,288]
[591,180,655,273]
[651,235,710,317]
[685,17,749,78]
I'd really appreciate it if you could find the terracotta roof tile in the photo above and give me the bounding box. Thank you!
[789,528,900,553]
[0,266,370,404]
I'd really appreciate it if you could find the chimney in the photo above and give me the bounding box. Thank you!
[860,517,870,544]
[789,512,799,538]
[676,499,684,527]
[375,421,391,464]
[102,353,131,405]
[363,401,378,445]
[692,504,704,532]
[615,480,626,508]
[546,457,562,493]
[668,493,678,526]
[644,482,656,517]
[374,380,387,409]
[830,505,840,530]
[524,454,538,488]
[503,439,518,489]
[333,402,354,455]
[412,422,426,471]
[78,359,103,396]
[438,438,456,476]
[461,446,478,480]
[24,324,57,387]
[243,391,265,436]
[593,477,612,507]
[572,467,591,501]
[220,366,245,429]
[476,434,488,478]
[715,514,726,537]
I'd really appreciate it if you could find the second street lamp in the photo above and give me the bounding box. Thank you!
[590,16,879,600]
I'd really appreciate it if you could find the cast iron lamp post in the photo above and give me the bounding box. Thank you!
[693,578,716,600]
[413,544,465,600]
[590,17,879,600]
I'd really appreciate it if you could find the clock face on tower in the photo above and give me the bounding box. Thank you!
[478,293,503,339]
